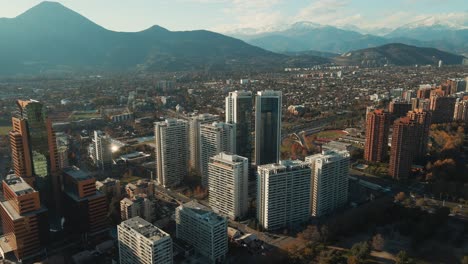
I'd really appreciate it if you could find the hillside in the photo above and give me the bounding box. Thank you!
[0,2,329,75]
[333,43,465,67]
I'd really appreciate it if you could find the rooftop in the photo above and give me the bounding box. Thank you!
[63,166,93,181]
[179,201,226,225]
[121,217,170,242]
[257,160,310,173]
[4,174,35,196]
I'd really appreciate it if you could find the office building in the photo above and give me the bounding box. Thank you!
[0,175,48,261]
[454,100,468,122]
[121,195,155,223]
[257,160,311,230]
[364,110,390,162]
[9,100,60,213]
[407,109,432,159]
[188,114,219,174]
[92,130,113,171]
[430,95,457,123]
[208,152,248,220]
[255,90,282,165]
[155,119,189,187]
[200,122,235,187]
[389,117,420,180]
[118,217,173,264]
[62,166,108,236]
[306,150,350,217]
[225,91,253,163]
[175,201,227,263]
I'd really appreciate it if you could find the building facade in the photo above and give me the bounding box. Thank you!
[430,95,457,124]
[208,152,248,220]
[255,90,282,165]
[155,119,189,187]
[92,130,113,171]
[407,109,432,159]
[120,195,155,223]
[454,100,468,122]
[118,217,173,264]
[389,117,420,180]
[306,150,350,217]
[175,201,228,263]
[257,160,311,230]
[364,110,390,162]
[188,114,220,174]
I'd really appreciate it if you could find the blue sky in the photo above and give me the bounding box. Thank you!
[0,0,466,32]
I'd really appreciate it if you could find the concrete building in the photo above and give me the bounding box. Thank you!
[430,95,457,123]
[389,100,412,121]
[200,122,235,187]
[257,160,311,230]
[306,150,350,217]
[407,109,432,159]
[125,179,154,198]
[0,175,48,261]
[208,152,248,220]
[120,195,155,223]
[155,119,189,187]
[454,100,468,122]
[92,130,113,171]
[118,217,173,264]
[56,132,69,169]
[188,114,219,174]
[175,201,227,263]
[226,91,253,166]
[9,99,61,214]
[62,166,108,236]
[364,110,390,162]
[96,178,121,198]
[255,90,282,165]
[389,117,420,180]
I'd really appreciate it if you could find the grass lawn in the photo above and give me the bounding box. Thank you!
[0,126,12,136]
[120,175,143,185]
[315,130,346,140]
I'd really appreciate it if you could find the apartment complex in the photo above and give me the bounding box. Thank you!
[188,114,219,174]
[120,195,155,223]
[306,150,350,217]
[407,109,432,159]
[430,95,457,123]
[454,100,468,122]
[208,152,249,220]
[364,109,390,162]
[118,217,173,264]
[389,117,420,180]
[257,160,311,230]
[175,201,228,263]
[155,119,189,187]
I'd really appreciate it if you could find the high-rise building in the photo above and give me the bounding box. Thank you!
[257,160,311,230]
[56,132,69,169]
[175,201,228,264]
[118,217,173,264]
[407,109,432,159]
[364,110,390,162]
[155,119,189,187]
[306,150,350,217]
[62,166,108,236]
[225,91,253,163]
[447,78,467,94]
[454,100,468,122]
[92,130,113,171]
[188,114,219,174]
[430,95,457,123]
[9,99,60,214]
[200,122,235,187]
[121,195,155,223]
[255,90,282,165]
[417,88,432,99]
[208,152,248,220]
[0,175,49,261]
[389,100,412,121]
[389,117,420,180]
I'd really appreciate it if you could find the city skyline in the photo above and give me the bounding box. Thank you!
[0,0,466,33]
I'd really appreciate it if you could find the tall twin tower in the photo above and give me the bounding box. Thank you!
[225,90,282,166]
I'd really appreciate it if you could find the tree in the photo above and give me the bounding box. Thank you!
[297,225,321,242]
[395,192,406,202]
[350,241,370,260]
[371,233,385,251]
[396,251,415,264]
[347,256,360,264]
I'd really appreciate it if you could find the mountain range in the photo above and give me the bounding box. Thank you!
[0,2,465,75]
[231,21,468,56]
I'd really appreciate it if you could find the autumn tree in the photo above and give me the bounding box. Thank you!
[371,233,385,251]
[350,241,370,261]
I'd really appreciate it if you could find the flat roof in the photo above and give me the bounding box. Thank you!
[0,201,47,221]
[180,201,225,225]
[4,175,35,196]
[121,217,170,242]
[63,166,93,181]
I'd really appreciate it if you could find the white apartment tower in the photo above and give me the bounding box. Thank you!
[306,150,350,217]
[118,217,173,264]
[208,152,248,220]
[257,160,311,231]
[188,114,219,174]
[255,90,282,165]
[225,91,253,163]
[175,201,228,264]
[200,122,236,187]
[93,130,113,170]
[155,119,189,187]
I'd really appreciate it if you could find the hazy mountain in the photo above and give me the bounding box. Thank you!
[0,2,330,75]
[334,43,465,67]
